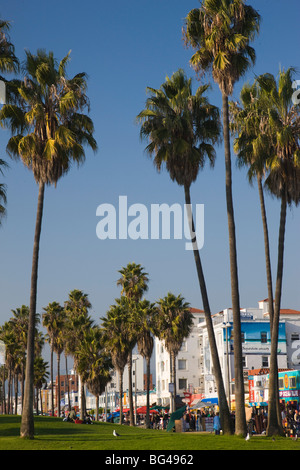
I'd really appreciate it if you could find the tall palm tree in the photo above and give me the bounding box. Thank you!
[101,296,136,425]
[0,50,97,438]
[42,301,65,417]
[255,68,300,436]
[155,293,194,413]
[137,69,232,433]
[64,289,94,419]
[135,299,158,428]
[33,356,49,415]
[184,0,260,436]
[76,326,112,421]
[9,305,30,411]
[117,263,149,425]
[229,82,284,430]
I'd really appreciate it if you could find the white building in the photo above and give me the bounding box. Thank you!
[198,299,300,404]
[155,308,205,408]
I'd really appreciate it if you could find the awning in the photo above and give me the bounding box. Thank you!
[200,397,218,405]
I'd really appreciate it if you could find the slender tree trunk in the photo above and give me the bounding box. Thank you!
[257,175,282,428]
[80,382,85,420]
[169,352,174,413]
[57,352,61,418]
[184,184,232,434]
[222,94,246,436]
[128,351,134,426]
[21,181,45,439]
[65,355,70,412]
[145,356,151,429]
[50,345,54,416]
[14,373,18,414]
[172,352,176,411]
[119,369,123,425]
[96,395,99,421]
[267,194,287,437]
[21,362,25,413]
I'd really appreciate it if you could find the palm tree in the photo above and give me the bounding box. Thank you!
[42,301,65,417]
[184,0,260,436]
[229,82,284,430]
[155,293,194,413]
[135,299,158,428]
[117,263,149,425]
[0,18,19,224]
[0,19,19,77]
[137,69,232,433]
[255,68,300,436]
[64,289,94,419]
[0,50,97,438]
[9,306,30,411]
[33,356,49,415]
[76,327,112,421]
[101,296,136,425]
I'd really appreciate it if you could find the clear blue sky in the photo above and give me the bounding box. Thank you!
[0,0,299,334]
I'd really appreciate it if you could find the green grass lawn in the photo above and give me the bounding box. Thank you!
[0,415,299,451]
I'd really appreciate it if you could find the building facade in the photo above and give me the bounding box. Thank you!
[198,299,300,405]
[155,308,205,407]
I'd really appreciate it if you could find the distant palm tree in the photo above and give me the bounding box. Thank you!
[135,299,158,428]
[42,301,65,417]
[76,327,112,421]
[117,263,149,425]
[184,0,260,436]
[0,50,97,438]
[156,293,194,413]
[33,356,49,415]
[64,289,94,419]
[137,69,232,433]
[101,296,136,425]
[255,68,300,436]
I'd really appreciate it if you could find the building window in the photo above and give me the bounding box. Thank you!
[291,333,300,341]
[262,356,269,367]
[178,378,187,390]
[241,331,245,343]
[242,356,246,368]
[178,360,187,370]
[290,376,297,388]
[261,332,267,343]
[180,341,187,352]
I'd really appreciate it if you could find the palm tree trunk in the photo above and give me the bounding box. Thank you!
[222,93,246,436]
[65,355,70,412]
[80,382,85,420]
[14,373,18,414]
[21,181,45,439]
[145,355,151,429]
[128,351,134,426]
[267,194,287,437]
[96,395,99,421]
[184,183,232,434]
[172,352,176,411]
[119,369,123,425]
[57,352,61,418]
[50,345,54,415]
[257,175,282,428]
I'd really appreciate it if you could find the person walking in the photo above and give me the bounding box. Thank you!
[213,412,221,435]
